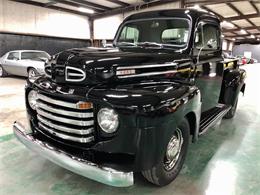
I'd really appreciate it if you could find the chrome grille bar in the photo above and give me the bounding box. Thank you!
[37,94,93,109]
[37,115,94,135]
[36,101,93,118]
[36,108,94,126]
[38,123,94,143]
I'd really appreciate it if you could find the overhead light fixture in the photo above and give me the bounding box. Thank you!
[78,7,94,14]
[221,34,225,38]
[257,38,260,41]
[240,29,247,34]
[221,20,235,28]
[193,4,201,9]
[232,38,236,41]
[250,34,255,38]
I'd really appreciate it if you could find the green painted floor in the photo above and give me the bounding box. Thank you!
[1,64,260,195]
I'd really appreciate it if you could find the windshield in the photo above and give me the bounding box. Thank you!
[115,18,190,49]
[21,52,49,60]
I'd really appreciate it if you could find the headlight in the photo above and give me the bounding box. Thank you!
[28,90,38,110]
[97,108,119,133]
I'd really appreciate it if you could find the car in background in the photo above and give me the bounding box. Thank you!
[236,55,258,65]
[0,50,50,78]
[222,52,236,60]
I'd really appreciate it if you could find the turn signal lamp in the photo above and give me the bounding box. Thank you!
[76,101,93,109]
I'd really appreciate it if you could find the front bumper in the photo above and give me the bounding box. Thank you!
[13,121,134,187]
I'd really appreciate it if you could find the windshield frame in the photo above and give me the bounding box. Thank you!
[114,17,192,50]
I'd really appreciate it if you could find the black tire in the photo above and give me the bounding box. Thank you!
[28,68,38,78]
[0,65,8,77]
[142,118,190,186]
[224,87,239,119]
[224,96,238,119]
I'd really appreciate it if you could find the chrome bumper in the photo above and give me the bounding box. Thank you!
[13,121,134,187]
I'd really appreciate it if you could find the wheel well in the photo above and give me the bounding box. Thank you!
[185,112,196,137]
[27,67,34,72]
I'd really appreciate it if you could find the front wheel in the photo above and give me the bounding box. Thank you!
[0,65,8,77]
[142,118,190,186]
[28,68,38,78]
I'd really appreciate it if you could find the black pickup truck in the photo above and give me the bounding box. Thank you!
[13,9,246,187]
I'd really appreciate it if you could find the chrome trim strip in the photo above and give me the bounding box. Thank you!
[37,115,94,135]
[68,73,83,77]
[117,70,178,79]
[117,63,177,70]
[38,123,94,143]
[13,122,134,187]
[36,101,93,118]
[65,66,86,82]
[37,94,92,109]
[36,108,94,126]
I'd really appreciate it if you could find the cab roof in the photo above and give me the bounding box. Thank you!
[124,8,220,23]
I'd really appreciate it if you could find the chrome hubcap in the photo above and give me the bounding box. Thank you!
[29,70,36,77]
[0,66,3,76]
[164,128,183,171]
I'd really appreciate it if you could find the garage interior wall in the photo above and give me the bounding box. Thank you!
[0,0,91,56]
[233,44,260,62]
[93,1,180,40]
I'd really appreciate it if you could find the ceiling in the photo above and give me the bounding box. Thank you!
[186,0,260,44]
[10,0,153,16]
[11,0,260,44]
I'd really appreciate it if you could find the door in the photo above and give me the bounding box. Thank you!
[193,21,224,112]
[4,51,22,75]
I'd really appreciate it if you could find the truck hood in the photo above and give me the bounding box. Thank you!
[47,47,191,85]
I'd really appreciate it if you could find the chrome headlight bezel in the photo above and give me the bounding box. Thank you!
[28,90,38,110]
[97,108,119,134]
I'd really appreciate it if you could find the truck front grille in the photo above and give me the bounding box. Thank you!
[35,93,94,143]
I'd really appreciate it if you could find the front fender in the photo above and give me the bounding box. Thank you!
[133,85,201,171]
[88,81,201,171]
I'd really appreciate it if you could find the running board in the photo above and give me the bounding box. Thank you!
[199,104,231,136]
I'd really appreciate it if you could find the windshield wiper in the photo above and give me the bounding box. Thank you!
[137,42,164,48]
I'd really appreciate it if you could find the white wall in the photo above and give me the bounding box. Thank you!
[0,0,90,39]
[93,1,180,40]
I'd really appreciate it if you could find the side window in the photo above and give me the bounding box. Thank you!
[7,52,19,60]
[119,26,139,43]
[195,23,220,50]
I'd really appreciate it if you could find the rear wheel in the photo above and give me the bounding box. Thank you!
[28,68,38,78]
[0,65,7,77]
[224,87,239,119]
[224,95,238,119]
[142,118,190,186]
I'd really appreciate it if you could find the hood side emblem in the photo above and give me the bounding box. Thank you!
[65,66,86,82]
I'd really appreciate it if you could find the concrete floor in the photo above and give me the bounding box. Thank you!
[1,64,260,195]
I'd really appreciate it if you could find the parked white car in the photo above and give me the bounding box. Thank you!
[0,50,50,78]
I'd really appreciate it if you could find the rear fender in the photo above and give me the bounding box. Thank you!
[219,68,246,105]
